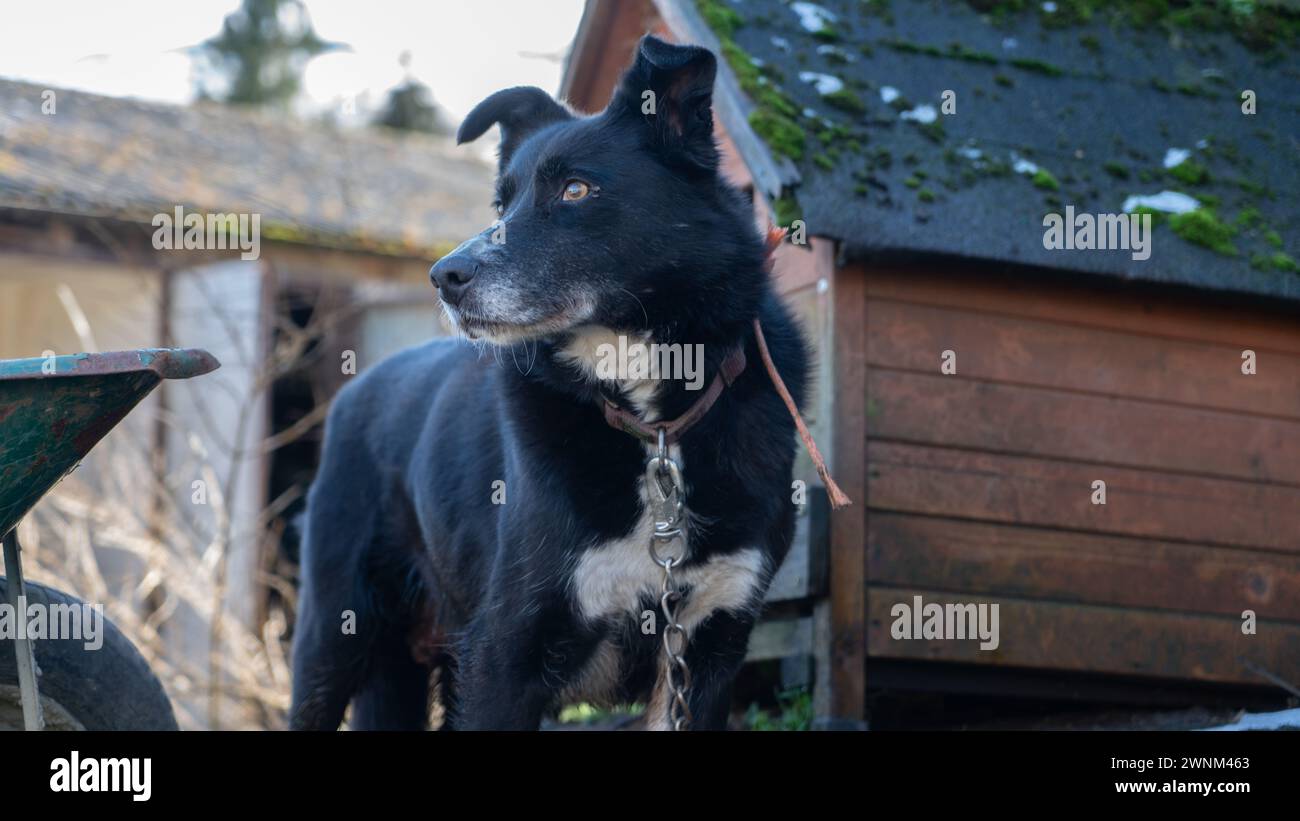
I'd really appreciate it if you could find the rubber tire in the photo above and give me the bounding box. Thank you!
[0,577,179,730]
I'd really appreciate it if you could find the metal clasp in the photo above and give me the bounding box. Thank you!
[645,429,685,566]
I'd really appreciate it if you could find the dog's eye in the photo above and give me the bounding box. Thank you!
[493,201,505,217]
[561,180,590,202]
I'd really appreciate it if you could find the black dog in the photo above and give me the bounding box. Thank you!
[289,35,807,730]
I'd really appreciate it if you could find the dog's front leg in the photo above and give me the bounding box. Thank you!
[450,590,585,730]
[451,634,550,730]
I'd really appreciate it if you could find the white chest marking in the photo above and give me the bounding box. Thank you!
[571,471,767,634]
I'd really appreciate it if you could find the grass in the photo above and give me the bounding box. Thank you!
[744,687,814,731]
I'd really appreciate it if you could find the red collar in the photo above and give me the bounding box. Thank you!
[595,225,850,508]
[600,345,746,445]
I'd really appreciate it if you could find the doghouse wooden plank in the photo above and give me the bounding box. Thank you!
[864,299,1300,419]
[866,586,1300,685]
[867,369,1300,485]
[863,267,1300,356]
[867,513,1300,621]
[747,616,815,662]
[866,441,1300,553]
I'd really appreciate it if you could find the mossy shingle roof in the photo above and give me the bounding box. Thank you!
[677,0,1300,301]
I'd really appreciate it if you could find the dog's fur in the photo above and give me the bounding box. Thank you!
[289,36,807,730]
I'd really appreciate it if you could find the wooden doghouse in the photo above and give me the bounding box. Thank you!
[561,0,1300,725]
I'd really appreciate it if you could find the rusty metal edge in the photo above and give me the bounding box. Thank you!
[0,348,221,382]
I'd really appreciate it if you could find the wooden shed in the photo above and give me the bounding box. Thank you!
[561,0,1300,726]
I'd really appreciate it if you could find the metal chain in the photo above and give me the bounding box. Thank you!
[646,429,692,731]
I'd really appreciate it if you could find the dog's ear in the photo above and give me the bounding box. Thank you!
[458,86,572,169]
[608,35,718,172]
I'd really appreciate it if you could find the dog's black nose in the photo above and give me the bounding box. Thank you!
[429,254,478,305]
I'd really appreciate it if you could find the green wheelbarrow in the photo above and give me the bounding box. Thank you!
[0,348,219,730]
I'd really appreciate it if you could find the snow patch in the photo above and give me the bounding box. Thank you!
[899,104,937,124]
[1163,147,1191,169]
[880,85,900,103]
[817,44,856,62]
[1121,190,1200,214]
[1012,155,1039,175]
[791,2,836,33]
[799,71,844,96]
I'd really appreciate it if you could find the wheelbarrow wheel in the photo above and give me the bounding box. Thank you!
[0,576,179,730]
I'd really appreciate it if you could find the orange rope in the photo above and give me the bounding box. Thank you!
[754,223,852,509]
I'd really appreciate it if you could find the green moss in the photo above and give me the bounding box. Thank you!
[719,39,799,120]
[1010,57,1065,77]
[822,88,867,115]
[1168,160,1209,185]
[1234,206,1263,228]
[883,38,944,57]
[1234,177,1272,198]
[1265,230,1283,249]
[815,124,851,144]
[949,43,1000,63]
[1251,252,1299,273]
[822,48,852,65]
[813,153,835,171]
[884,38,1000,64]
[695,0,742,37]
[1103,161,1129,179]
[994,73,1014,87]
[1130,205,1165,226]
[918,119,947,143]
[904,175,921,188]
[1031,168,1060,191]
[917,187,936,202]
[812,25,841,42]
[1169,208,1238,256]
[1127,0,1171,27]
[1268,253,1299,273]
[1175,82,1218,99]
[772,194,802,227]
[1079,33,1101,52]
[749,108,805,161]
[968,0,1298,55]
[720,39,759,88]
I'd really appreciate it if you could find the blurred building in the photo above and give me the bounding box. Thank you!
[0,78,493,727]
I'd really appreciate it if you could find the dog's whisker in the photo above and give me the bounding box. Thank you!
[618,286,650,328]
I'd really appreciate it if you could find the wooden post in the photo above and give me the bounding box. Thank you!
[828,265,868,723]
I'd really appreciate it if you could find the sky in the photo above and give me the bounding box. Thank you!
[0,0,587,129]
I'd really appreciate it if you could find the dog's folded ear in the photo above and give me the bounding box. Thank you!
[608,35,718,172]
[458,86,572,169]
